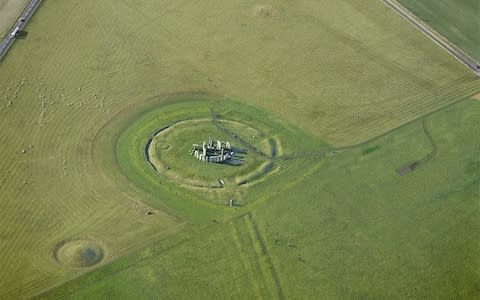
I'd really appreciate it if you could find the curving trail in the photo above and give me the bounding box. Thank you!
[396,118,437,175]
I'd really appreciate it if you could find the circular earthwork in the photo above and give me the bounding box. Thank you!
[147,118,273,188]
[111,96,308,206]
[52,238,105,268]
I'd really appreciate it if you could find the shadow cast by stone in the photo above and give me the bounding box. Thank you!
[231,146,248,154]
[221,157,244,166]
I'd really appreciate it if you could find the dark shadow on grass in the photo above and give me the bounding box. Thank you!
[396,118,437,176]
[15,31,28,39]
[231,146,248,154]
[221,158,244,166]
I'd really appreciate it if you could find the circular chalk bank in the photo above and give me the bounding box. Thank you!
[112,95,321,205]
[146,118,274,188]
[115,97,286,198]
[53,239,105,268]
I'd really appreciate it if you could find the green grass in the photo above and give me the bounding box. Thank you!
[116,98,325,208]
[38,99,480,299]
[399,0,480,61]
[0,0,479,298]
[154,121,263,182]
[361,145,380,155]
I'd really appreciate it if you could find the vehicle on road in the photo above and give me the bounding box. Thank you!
[10,27,20,37]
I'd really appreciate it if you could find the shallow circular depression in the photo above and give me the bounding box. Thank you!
[52,239,105,268]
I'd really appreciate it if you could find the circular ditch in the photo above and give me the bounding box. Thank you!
[146,118,275,189]
[52,238,104,268]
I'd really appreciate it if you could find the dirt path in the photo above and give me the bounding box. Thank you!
[472,93,480,101]
[396,118,437,175]
[382,0,480,76]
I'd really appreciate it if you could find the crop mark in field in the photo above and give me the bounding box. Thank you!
[231,213,284,299]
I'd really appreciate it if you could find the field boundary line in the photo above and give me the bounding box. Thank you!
[381,0,480,76]
[330,92,479,152]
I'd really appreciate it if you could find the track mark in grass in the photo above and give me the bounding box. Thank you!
[396,118,437,175]
[230,215,265,299]
[396,161,420,176]
[244,213,285,300]
[231,213,284,300]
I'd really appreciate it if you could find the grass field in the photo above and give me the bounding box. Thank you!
[399,0,480,61]
[115,98,326,209]
[0,0,479,298]
[38,99,480,299]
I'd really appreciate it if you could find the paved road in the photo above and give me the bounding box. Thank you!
[383,0,480,76]
[0,0,42,62]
